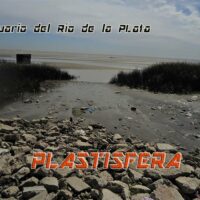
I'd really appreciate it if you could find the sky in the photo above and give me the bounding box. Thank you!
[0,0,200,59]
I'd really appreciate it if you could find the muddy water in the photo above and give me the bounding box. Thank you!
[0,80,199,151]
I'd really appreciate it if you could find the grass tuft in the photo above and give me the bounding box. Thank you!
[110,62,200,93]
[0,62,74,104]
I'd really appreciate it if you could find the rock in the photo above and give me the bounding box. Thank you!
[107,180,130,200]
[2,186,19,198]
[40,177,59,192]
[144,169,162,180]
[99,171,113,182]
[23,186,47,199]
[145,164,194,180]
[175,176,200,194]
[128,169,143,182]
[22,134,37,143]
[0,148,9,155]
[24,99,32,104]
[156,143,177,152]
[34,167,52,179]
[130,185,151,194]
[57,189,73,199]
[186,112,192,117]
[102,189,123,200]
[4,134,19,143]
[194,168,200,178]
[75,129,86,136]
[149,179,174,191]
[121,175,131,184]
[29,190,48,200]
[161,164,194,179]
[74,140,93,150]
[0,123,14,132]
[66,176,91,193]
[79,135,89,142]
[131,193,151,200]
[191,96,198,101]
[13,167,30,180]
[53,167,73,179]
[85,175,107,189]
[131,107,137,112]
[0,156,11,175]
[151,184,184,200]
[20,177,39,187]
[113,134,123,141]
[141,177,153,186]
[91,189,100,199]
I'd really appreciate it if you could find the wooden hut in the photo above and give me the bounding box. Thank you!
[16,54,31,64]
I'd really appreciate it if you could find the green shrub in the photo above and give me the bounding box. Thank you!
[110,62,200,93]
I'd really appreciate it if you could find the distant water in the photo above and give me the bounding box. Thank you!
[1,53,199,83]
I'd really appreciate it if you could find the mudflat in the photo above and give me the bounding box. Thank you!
[0,81,199,151]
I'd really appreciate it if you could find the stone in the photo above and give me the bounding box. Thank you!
[34,167,51,179]
[131,107,137,112]
[0,156,11,175]
[4,134,19,143]
[91,189,100,199]
[113,134,123,141]
[141,177,153,186]
[57,189,73,199]
[144,169,161,180]
[75,129,86,136]
[0,148,9,155]
[13,167,30,180]
[53,167,73,179]
[128,169,143,182]
[74,140,93,150]
[149,179,174,191]
[79,135,89,142]
[20,177,39,187]
[24,99,32,104]
[131,193,151,200]
[40,177,59,192]
[0,123,14,132]
[161,164,194,179]
[66,176,90,193]
[22,134,37,143]
[175,176,200,194]
[156,143,177,152]
[107,180,130,200]
[102,189,123,200]
[130,185,151,194]
[23,186,47,199]
[2,186,19,198]
[194,168,200,179]
[29,190,48,200]
[191,95,198,101]
[45,193,57,200]
[145,164,194,180]
[85,175,107,189]
[151,185,184,200]
[99,171,113,182]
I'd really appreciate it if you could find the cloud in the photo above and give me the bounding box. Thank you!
[0,0,200,59]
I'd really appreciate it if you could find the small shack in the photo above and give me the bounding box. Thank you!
[16,54,31,64]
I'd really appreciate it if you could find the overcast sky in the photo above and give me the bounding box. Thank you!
[0,0,200,59]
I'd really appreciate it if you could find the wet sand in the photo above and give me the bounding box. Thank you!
[0,80,199,151]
